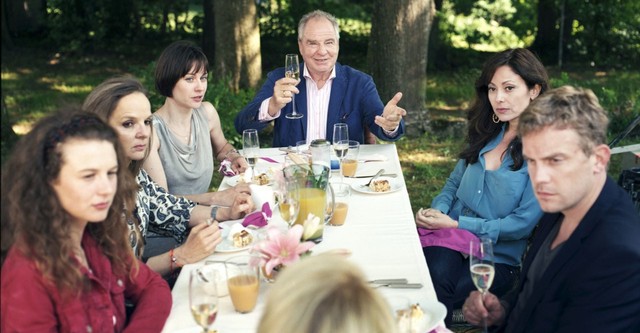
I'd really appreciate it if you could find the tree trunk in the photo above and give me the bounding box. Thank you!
[530,0,558,65]
[202,0,215,63]
[213,0,262,92]
[3,0,46,38]
[1,0,14,48]
[368,0,435,136]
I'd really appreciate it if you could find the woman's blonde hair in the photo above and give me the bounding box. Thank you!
[258,254,397,333]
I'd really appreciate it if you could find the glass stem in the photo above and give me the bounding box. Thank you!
[292,93,296,115]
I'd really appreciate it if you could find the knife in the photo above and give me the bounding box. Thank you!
[354,173,397,178]
[368,278,408,285]
[378,283,423,289]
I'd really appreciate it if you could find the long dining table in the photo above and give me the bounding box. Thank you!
[161,143,444,333]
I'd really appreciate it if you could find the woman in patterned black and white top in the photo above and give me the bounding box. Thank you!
[84,76,254,278]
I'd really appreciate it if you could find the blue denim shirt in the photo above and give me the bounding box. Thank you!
[431,126,542,266]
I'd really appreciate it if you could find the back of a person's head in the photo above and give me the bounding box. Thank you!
[519,85,609,155]
[257,254,397,333]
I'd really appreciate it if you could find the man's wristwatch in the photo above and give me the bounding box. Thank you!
[210,206,219,221]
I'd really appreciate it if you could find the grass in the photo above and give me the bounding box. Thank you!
[2,46,638,218]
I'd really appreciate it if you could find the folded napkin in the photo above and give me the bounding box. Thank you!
[219,159,236,177]
[242,202,272,228]
[418,228,480,257]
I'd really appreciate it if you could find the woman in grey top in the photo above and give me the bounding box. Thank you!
[144,40,249,204]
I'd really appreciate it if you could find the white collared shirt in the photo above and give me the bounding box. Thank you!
[259,64,336,142]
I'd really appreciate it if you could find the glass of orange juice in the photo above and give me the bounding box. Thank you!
[340,140,359,178]
[329,184,350,226]
[225,255,260,313]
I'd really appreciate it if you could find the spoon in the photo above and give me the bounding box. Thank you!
[363,169,385,188]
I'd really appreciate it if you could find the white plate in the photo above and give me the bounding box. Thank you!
[216,228,255,253]
[225,173,273,187]
[351,177,403,195]
[418,300,447,332]
[392,300,447,333]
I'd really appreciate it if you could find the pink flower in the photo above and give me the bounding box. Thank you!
[252,225,315,275]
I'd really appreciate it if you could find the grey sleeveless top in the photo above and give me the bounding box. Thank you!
[153,106,214,195]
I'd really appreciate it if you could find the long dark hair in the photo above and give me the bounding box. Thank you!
[1,108,138,295]
[459,48,549,170]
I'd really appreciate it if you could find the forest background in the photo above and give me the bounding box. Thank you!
[2,0,639,215]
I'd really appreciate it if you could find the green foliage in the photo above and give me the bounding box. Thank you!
[438,0,532,52]
[565,0,640,68]
[549,69,640,139]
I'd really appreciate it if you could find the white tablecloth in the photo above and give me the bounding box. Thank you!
[161,143,440,333]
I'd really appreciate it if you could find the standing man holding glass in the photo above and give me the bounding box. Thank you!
[234,10,407,147]
[462,86,640,333]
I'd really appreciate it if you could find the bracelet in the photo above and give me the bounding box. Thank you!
[210,205,219,221]
[169,248,183,274]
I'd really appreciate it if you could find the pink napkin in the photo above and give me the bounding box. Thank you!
[242,202,272,228]
[219,159,236,177]
[418,228,480,257]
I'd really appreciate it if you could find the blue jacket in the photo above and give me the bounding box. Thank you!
[431,126,543,266]
[234,62,405,147]
[502,177,640,333]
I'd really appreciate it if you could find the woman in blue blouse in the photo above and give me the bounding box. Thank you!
[415,48,548,325]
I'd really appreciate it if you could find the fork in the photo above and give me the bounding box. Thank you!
[362,169,385,188]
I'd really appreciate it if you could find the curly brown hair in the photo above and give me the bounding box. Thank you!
[1,107,139,296]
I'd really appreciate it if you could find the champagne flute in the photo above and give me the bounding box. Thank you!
[279,177,300,228]
[242,129,260,181]
[469,238,495,333]
[189,266,219,333]
[284,54,303,119]
[332,123,349,185]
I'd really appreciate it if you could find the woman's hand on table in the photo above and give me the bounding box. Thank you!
[203,184,252,207]
[226,192,254,220]
[230,154,248,174]
[177,221,222,264]
[415,208,458,229]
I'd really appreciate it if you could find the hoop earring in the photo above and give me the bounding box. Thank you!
[492,114,500,123]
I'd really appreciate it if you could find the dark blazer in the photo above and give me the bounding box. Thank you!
[502,177,640,333]
[234,62,405,147]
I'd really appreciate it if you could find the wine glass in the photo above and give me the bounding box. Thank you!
[278,177,300,228]
[332,123,349,185]
[469,238,495,333]
[284,54,303,119]
[189,266,219,333]
[242,129,260,181]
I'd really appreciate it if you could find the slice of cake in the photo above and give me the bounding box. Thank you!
[232,230,253,247]
[370,179,391,192]
[226,224,254,248]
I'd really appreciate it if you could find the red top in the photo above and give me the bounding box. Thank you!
[1,231,172,332]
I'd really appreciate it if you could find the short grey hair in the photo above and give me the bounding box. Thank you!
[298,10,340,41]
